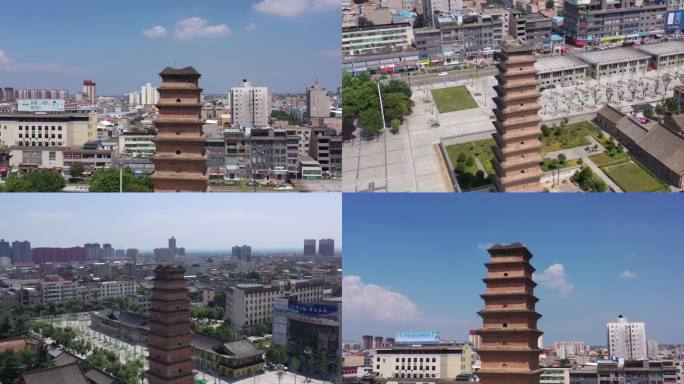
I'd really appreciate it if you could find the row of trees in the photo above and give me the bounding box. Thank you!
[342,73,414,137]
[0,168,152,192]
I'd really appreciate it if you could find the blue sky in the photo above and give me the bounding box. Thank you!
[0,0,340,94]
[0,193,340,251]
[343,194,684,346]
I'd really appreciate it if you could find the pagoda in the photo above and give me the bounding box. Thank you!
[146,265,194,384]
[492,40,544,192]
[150,66,208,192]
[476,243,543,384]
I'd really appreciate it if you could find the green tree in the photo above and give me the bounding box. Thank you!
[1,170,65,192]
[381,80,412,99]
[557,153,567,164]
[69,163,85,179]
[358,108,383,137]
[89,168,153,192]
[390,119,401,132]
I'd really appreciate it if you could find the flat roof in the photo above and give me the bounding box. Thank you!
[577,47,651,65]
[635,40,684,57]
[535,55,588,73]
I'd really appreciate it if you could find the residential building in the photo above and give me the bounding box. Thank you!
[141,83,160,106]
[542,368,571,384]
[11,241,31,264]
[306,81,331,120]
[570,365,598,384]
[423,0,462,27]
[634,40,684,69]
[39,277,77,304]
[554,341,588,359]
[304,240,316,256]
[370,343,472,379]
[230,80,270,128]
[308,128,342,178]
[563,0,666,46]
[118,133,155,158]
[9,145,113,172]
[597,360,663,383]
[225,280,327,331]
[606,314,647,360]
[647,340,659,358]
[342,23,414,57]
[511,12,553,50]
[76,280,135,303]
[249,128,293,181]
[438,13,500,60]
[232,245,252,262]
[82,80,96,104]
[319,239,335,257]
[414,27,443,56]
[32,247,87,264]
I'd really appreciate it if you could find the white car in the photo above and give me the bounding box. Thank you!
[438,71,449,76]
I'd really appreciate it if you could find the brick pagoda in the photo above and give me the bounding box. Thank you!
[150,67,208,192]
[476,243,543,384]
[147,265,194,384]
[492,40,544,192]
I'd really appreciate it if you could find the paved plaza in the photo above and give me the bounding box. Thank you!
[343,76,496,192]
[343,65,683,192]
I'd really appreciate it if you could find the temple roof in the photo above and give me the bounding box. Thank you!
[487,242,533,258]
[160,66,200,76]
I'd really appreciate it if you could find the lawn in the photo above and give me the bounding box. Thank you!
[602,160,669,192]
[540,158,581,172]
[445,138,495,175]
[431,86,478,113]
[540,121,603,153]
[589,152,630,167]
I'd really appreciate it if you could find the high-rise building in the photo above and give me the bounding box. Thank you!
[150,67,208,192]
[304,239,317,256]
[362,335,374,350]
[147,265,194,384]
[373,336,384,349]
[11,241,31,264]
[554,341,587,359]
[607,315,647,360]
[492,41,544,192]
[141,83,160,106]
[126,248,140,261]
[82,80,96,103]
[423,0,462,26]
[3,88,14,102]
[319,239,335,257]
[168,236,176,250]
[647,340,659,358]
[476,243,543,384]
[230,79,270,128]
[306,80,331,120]
[231,245,252,262]
[0,239,11,259]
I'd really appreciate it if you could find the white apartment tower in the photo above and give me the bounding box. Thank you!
[607,315,647,360]
[230,79,270,128]
[141,83,160,106]
[423,0,462,26]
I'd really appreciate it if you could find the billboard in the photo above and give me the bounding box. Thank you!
[665,10,684,32]
[17,99,65,112]
[395,331,440,345]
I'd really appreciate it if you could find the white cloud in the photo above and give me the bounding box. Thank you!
[142,26,168,38]
[253,0,339,17]
[172,17,231,40]
[534,263,574,296]
[0,49,69,72]
[28,211,77,223]
[619,270,637,278]
[342,275,474,337]
[343,275,422,322]
[244,22,257,32]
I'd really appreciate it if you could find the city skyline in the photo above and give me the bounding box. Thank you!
[0,0,340,94]
[342,194,684,345]
[0,194,340,250]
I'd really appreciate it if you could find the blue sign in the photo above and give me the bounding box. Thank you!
[665,11,684,33]
[395,331,440,345]
[289,302,338,319]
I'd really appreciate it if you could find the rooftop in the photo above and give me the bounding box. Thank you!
[635,40,684,56]
[159,66,200,76]
[577,47,650,65]
[535,55,588,73]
